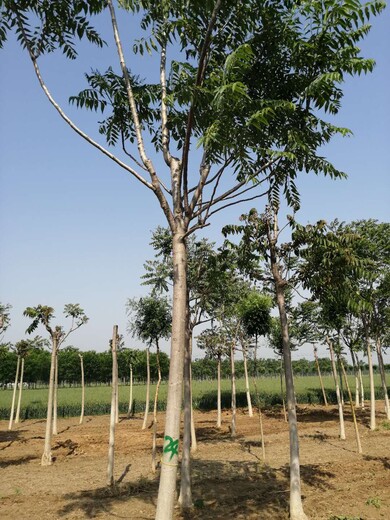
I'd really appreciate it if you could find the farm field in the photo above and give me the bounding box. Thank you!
[1,403,389,520]
[0,374,385,419]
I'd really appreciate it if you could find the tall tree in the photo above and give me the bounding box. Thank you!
[2,1,384,517]
[23,304,88,465]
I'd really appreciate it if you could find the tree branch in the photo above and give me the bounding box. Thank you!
[181,0,223,213]
[160,37,172,167]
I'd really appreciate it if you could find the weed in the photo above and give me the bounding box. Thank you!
[381,421,390,430]
[366,497,381,509]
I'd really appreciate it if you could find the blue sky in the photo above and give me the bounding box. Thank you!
[0,6,389,359]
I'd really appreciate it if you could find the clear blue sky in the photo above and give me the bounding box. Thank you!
[0,6,389,359]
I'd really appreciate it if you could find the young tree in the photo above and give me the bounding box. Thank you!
[79,353,85,424]
[107,325,119,487]
[2,1,384,517]
[127,295,171,469]
[23,304,88,465]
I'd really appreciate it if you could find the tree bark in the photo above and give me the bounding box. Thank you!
[152,342,162,473]
[115,348,119,424]
[127,364,133,417]
[357,357,365,409]
[142,347,151,430]
[313,345,328,407]
[280,358,287,423]
[42,336,57,465]
[217,354,222,428]
[8,356,21,430]
[15,357,25,423]
[366,336,376,430]
[53,351,58,435]
[243,346,253,417]
[275,281,308,520]
[179,318,193,509]
[376,337,390,420]
[107,325,118,486]
[350,349,360,408]
[230,342,236,438]
[327,337,346,440]
[79,354,85,424]
[155,229,187,520]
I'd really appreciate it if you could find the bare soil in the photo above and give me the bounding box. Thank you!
[0,404,389,520]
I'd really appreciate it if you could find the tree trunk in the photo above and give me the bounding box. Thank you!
[107,325,118,486]
[376,337,390,420]
[15,357,25,423]
[217,355,222,428]
[230,342,236,438]
[275,281,308,520]
[366,337,376,430]
[142,347,151,430]
[339,355,362,454]
[327,337,346,440]
[127,364,133,417]
[313,345,328,407]
[350,349,360,408]
[280,358,287,423]
[179,318,193,509]
[155,229,187,520]
[8,356,21,430]
[53,351,58,435]
[42,336,57,465]
[253,378,266,461]
[79,354,85,424]
[115,348,119,424]
[152,342,162,473]
[190,361,197,453]
[357,356,365,409]
[243,346,253,417]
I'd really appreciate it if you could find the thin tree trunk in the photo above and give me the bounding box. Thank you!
[53,352,58,435]
[337,356,344,406]
[152,342,162,473]
[253,378,266,461]
[230,342,236,438]
[243,346,253,417]
[313,345,328,407]
[107,325,118,486]
[8,356,21,430]
[142,347,150,430]
[115,349,119,424]
[376,337,390,420]
[127,364,133,417]
[350,349,360,408]
[280,358,287,423]
[357,357,365,409]
[79,354,85,424]
[190,355,197,453]
[217,355,222,428]
[275,282,308,520]
[155,228,187,520]
[42,337,57,465]
[366,337,376,430]
[179,319,193,509]
[15,357,25,423]
[327,337,346,440]
[339,355,362,454]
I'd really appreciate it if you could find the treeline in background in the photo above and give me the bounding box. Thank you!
[0,345,383,387]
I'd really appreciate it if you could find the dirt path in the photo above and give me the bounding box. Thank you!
[0,404,389,519]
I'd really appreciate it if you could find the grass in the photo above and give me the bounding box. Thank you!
[0,374,386,420]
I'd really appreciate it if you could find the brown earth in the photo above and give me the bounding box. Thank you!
[0,404,389,520]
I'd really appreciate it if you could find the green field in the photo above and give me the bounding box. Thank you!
[0,373,386,420]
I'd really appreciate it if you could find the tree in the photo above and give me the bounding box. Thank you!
[23,304,88,465]
[2,1,384,517]
[127,295,171,470]
[0,302,12,341]
[107,325,119,486]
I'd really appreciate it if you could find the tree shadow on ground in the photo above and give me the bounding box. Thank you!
[0,454,38,467]
[0,429,24,450]
[183,459,290,519]
[58,473,159,519]
[194,426,237,443]
[295,405,341,424]
[363,454,390,470]
[279,463,336,491]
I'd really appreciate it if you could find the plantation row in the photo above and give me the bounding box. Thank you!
[0,374,386,420]
[1,345,385,386]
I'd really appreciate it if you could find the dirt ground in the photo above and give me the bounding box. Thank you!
[0,404,389,520]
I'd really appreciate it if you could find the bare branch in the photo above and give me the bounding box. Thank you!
[205,189,270,221]
[160,38,172,167]
[181,0,223,213]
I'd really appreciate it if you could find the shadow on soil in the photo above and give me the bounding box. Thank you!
[0,454,38,467]
[0,429,25,451]
[58,473,159,519]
